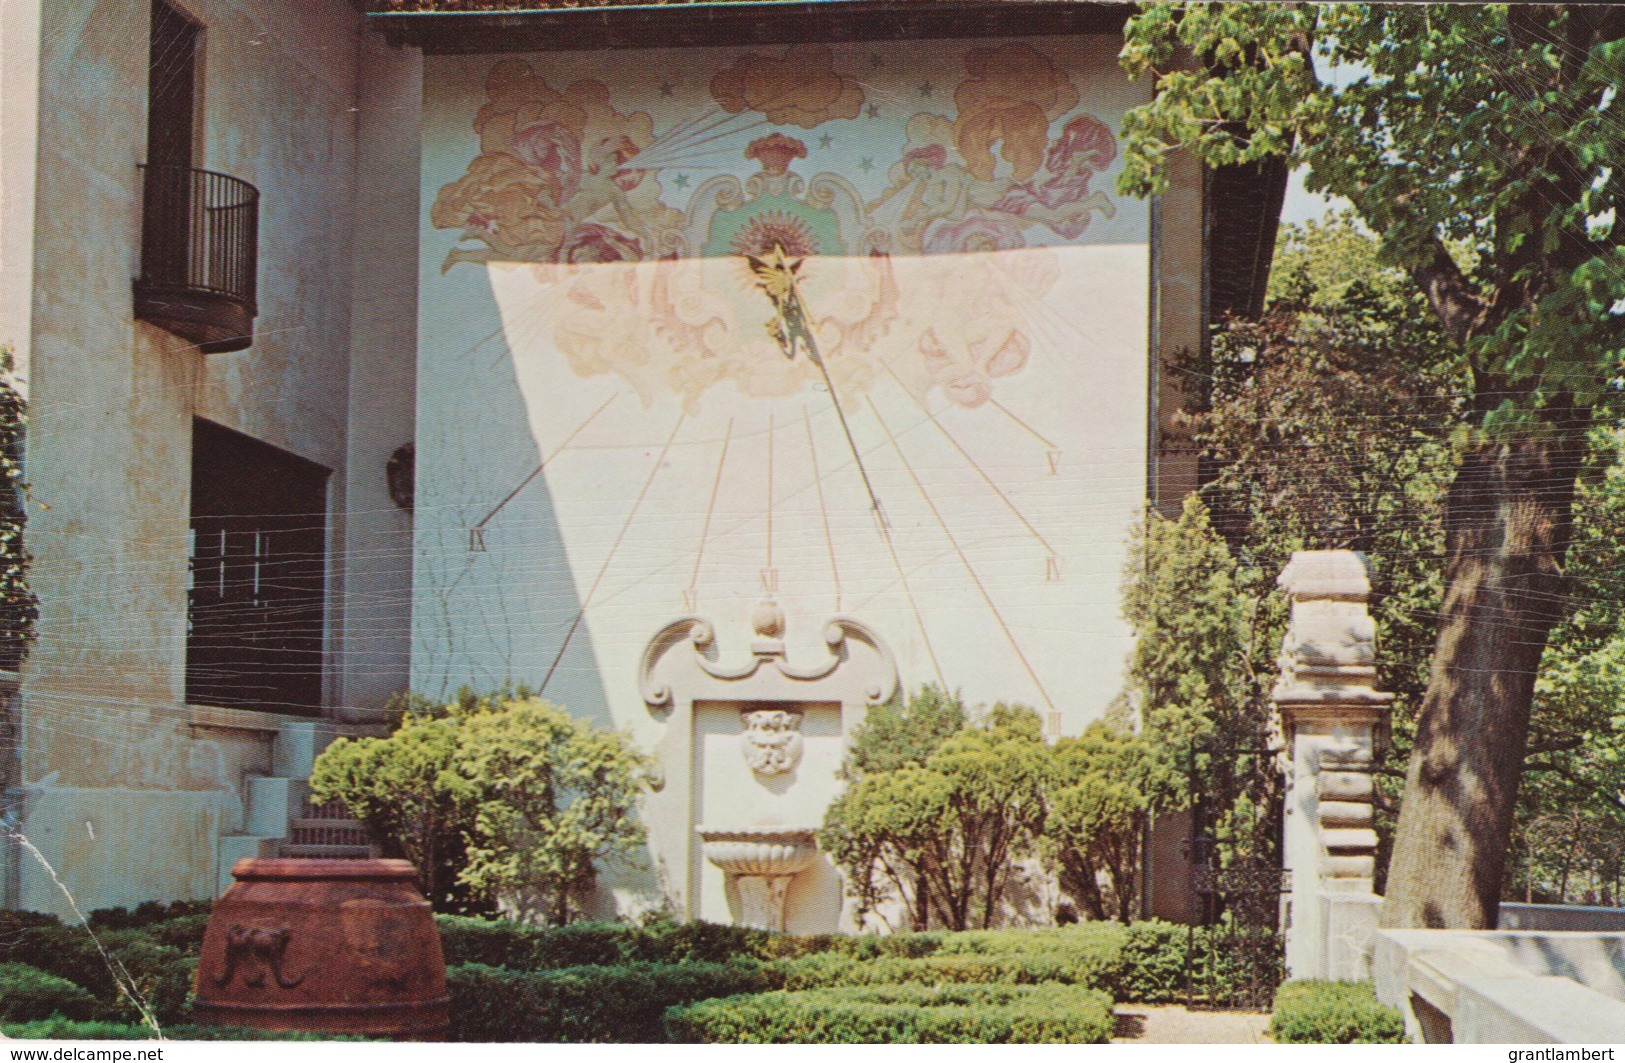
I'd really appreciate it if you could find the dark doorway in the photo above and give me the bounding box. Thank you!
[144,0,200,288]
[187,420,328,715]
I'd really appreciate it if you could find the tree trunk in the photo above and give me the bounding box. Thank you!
[1381,428,1585,929]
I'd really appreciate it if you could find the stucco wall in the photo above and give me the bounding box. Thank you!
[13,0,375,916]
[415,35,1153,918]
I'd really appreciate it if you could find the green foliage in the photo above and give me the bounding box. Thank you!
[1192,223,1464,883]
[1108,920,1189,1004]
[446,959,767,1042]
[452,698,649,923]
[1120,495,1257,763]
[1509,433,1625,901]
[1121,2,1625,925]
[1046,724,1159,922]
[1120,5,1624,411]
[312,691,648,919]
[0,963,98,1023]
[839,683,966,778]
[820,694,1047,930]
[1270,981,1407,1044]
[2,1019,370,1041]
[770,922,1127,992]
[1116,497,1281,870]
[666,983,1115,1044]
[309,712,483,911]
[82,901,212,932]
[0,344,35,668]
[436,915,767,969]
[0,908,200,1026]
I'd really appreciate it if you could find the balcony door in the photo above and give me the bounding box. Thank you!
[145,0,199,285]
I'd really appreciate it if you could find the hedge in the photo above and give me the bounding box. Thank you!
[1110,920,1190,1003]
[435,916,805,969]
[666,983,1116,1043]
[769,922,1130,994]
[0,912,199,1025]
[0,964,98,1023]
[3,1019,369,1041]
[446,959,769,1041]
[1270,981,1407,1044]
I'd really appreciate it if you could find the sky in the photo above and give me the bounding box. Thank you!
[1281,167,1354,226]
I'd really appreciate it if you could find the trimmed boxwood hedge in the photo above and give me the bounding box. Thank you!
[3,1019,370,1041]
[769,922,1129,993]
[0,963,98,1023]
[666,983,1116,1043]
[1271,980,1406,1044]
[0,911,199,1025]
[446,959,769,1041]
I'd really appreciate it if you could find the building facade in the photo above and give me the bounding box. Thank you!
[0,0,1277,925]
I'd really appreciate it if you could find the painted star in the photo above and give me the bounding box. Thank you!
[865,102,881,120]
[819,133,834,149]
[859,157,875,172]
[673,173,689,189]
[918,81,934,98]
[658,82,675,98]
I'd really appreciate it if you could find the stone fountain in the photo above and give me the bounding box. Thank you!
[695,826,819,931]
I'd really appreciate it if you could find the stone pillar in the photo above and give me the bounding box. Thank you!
[1271,551,1393,981]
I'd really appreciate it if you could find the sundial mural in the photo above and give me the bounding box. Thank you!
[416,36,1150,746]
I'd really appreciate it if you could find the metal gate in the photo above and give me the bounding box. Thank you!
[1181,735,1289,1010]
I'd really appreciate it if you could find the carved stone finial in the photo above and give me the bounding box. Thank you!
[752,597,786,640]
[1272,550,1392,708]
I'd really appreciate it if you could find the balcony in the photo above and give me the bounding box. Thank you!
[134,164,259,353]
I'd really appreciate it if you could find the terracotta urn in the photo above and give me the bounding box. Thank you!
[193,858,448,1040]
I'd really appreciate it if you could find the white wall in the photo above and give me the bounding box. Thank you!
[415,34,1152,916]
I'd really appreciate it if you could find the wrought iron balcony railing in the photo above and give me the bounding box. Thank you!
[134,164,259,353]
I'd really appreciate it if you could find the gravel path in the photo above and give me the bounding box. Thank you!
[1112,1005,1273,1044]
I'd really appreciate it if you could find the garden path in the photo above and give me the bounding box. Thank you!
[1112,1006,1272,1044]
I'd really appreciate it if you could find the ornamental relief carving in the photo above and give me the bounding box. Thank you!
[740,708,804,776]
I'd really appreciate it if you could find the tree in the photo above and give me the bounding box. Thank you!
[0,345,36,670]
[308,711,484,912]
[1120,3,1625,929]
[1045,723,1160,923]
[819,693,1047,931]
[452,697,648,924]
[839,683,967,779]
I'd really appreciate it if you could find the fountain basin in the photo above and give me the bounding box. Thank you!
[696,827,819,931]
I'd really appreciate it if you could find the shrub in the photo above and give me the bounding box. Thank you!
[1110,920,1189,1003]
[99,935,197,1026]
[85,901,212,932]
[666,983,1116,1043]
[3,1019,369,1041]
[436,916,790,970]
[446,959,769,1042]
[0,964,98,1023]
[0,914,197,1025]
[1270,981,1406,1044]
[771,923,1125,992]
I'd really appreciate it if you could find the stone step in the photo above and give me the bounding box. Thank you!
[288,819,372,848]
[217,834,281,894]
[277,843,377,860]
[245,776,308,837]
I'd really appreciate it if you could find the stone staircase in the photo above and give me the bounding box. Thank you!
[215,720,378,893]
[280,798,375,859]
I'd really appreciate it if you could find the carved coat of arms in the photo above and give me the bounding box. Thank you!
[740,708,804,776]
